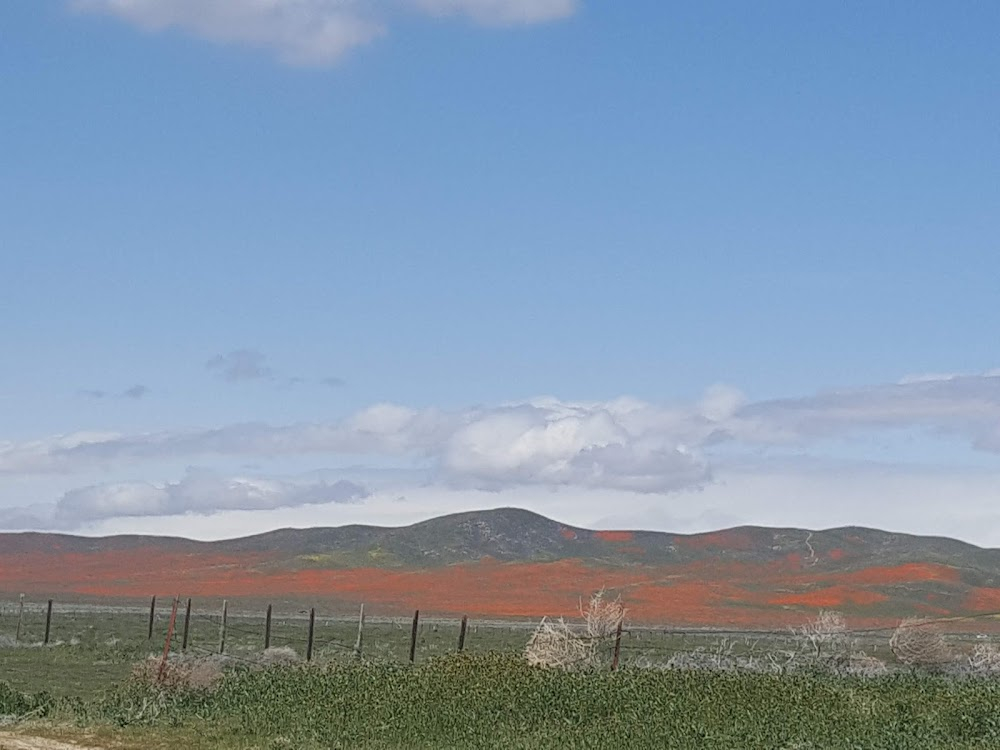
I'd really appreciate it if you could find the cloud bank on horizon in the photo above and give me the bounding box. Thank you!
[70,0,579,65]
[3,370,1000,538]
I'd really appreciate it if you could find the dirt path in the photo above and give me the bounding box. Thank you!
[0,734,104,750]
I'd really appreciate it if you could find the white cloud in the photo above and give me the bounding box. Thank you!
[72,0,384,65]
[731,373,1000,446]
[25,466,1000,548]
[70,0,579,66]
[898,368,1000,385]
[4,370,1000,535]
[43,469,369,528]
[0,398,711,493]
[0,431,123,475]
[5,372,1000,495]
[441,401,709,492]
[408,0,577,26]
[699,383,746,422]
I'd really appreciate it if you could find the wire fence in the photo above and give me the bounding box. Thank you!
[4,595,1000,670]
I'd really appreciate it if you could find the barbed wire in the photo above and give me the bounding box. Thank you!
[7,598,1000,651]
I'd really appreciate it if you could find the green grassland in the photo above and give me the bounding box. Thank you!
[4,600,1000,749]
[3,598,850,698]
[6,655,1000,749]
[0,599,538,697]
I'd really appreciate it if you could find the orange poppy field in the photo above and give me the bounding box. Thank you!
[2,525,997,631]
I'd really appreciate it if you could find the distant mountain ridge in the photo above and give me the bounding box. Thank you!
[2,508,999,627]
[1,507,996,575]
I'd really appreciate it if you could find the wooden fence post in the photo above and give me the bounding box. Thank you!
[264,604,272,650]
[354,603,365,660]
[458,615,468,652]
[15,594,24,643]
[219,600,228,655]
[148,595,157,640]
[306,608,316,661]
[611,620,623,671]
[157,597,180,683]
[43,599,53,645]
[409,610,420,663]
[182,598,192,652]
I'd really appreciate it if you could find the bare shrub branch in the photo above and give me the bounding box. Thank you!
[798,610,849,660]
[965,642,1000,675]
[581,589,626,640]
[524,617,595,669]
[889,618,952,669]
[526,589,626,670]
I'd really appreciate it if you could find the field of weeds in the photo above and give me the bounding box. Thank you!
[5,599,1000,748]
[0,598,536,697]
[7,654,1000,749]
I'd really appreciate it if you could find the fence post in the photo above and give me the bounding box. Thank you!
[611,620,623,671]
[148,595,157,640]
[354,603,365,660]
[306,608,316,661]
[157,597,180,683]
[458,615,468,652]
[409,610,420,663]
[43,599,53,645]
[182,598,192,652]
[264,604,272,650]
[219,600,228,655]
[15,594,24,643]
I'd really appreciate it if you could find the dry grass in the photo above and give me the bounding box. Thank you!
[889,617,952,669]
[798,609,849,659]
[524,618,596,669]
[965,642,1000,675]
[525,589,626,669]
[130,647,302,691]
[131,654,228,691]
[581,589,626,640]
[845,651,889,678]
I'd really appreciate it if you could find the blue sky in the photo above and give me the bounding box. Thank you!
[2,1,999,543]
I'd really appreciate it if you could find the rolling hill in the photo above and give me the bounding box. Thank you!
[2,507,999,628]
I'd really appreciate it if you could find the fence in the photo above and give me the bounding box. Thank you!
[4,595,1000,673]
[0,596,539,666]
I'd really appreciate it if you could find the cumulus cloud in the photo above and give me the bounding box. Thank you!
[71,0,385,66]
[50,470,369,527]
[70,0,579,66]
[206,349,275,383]
[5,372,1000,501]
[441,400,710,492]
[0,399,708,493]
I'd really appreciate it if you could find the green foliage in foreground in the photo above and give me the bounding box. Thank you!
[6,654,1000,749]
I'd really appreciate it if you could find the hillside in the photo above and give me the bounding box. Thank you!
[2,508,1000,628]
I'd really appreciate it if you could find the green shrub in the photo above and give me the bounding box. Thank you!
[0,680,52,720]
